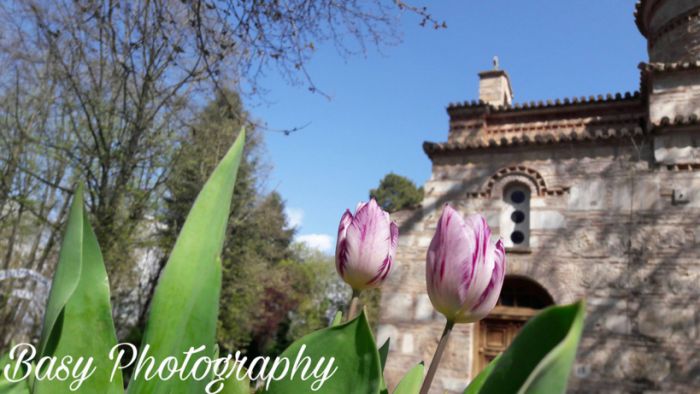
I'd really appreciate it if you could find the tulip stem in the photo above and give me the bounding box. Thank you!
[420,320,455,394]
[346,289,361,321]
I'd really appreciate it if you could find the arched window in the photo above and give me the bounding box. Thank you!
[501,183,530,248]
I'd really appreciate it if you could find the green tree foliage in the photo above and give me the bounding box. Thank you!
[160,90,259,252]
[161,90,340,357]
[370,173,424,212]
[218,191,295,353]
[160,89,274,350]
[247,244,339,356]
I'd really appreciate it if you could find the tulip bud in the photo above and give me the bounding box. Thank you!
[426,205,506,323]
[335,199,399,291]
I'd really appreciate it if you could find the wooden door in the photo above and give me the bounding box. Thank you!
[473,306,536,374]
[472,276,555,376]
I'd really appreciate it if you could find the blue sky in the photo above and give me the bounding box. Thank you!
[245,0,646,253]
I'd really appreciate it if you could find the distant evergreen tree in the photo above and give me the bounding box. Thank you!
[160,89,335,357]
[159,89,294,352]
[370,173,424,212]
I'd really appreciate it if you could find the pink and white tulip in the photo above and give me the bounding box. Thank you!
[426,205,506,323]
[335,199,399,291]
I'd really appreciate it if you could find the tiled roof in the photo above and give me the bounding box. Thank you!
[446,91,641,114]
[423,125,645,157]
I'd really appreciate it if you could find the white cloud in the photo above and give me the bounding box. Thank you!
[296,233,334,253]
[285,207,304,229]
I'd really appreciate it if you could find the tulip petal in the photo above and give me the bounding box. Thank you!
[335,209,353,278]
[462,239,506,322]
[367,220,399,286]
[426,206,506,323]
[463,214,491,283]
[459,214,493,308]
[389,221,399,259]
[338,209,353,238]
[367,255,391,286]
[341,199,392,289]
[427,205,474,319]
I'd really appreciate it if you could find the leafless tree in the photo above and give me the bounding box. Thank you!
[0,0,443,347]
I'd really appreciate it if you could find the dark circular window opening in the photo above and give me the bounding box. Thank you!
[510,190,526,204]
[511,211,525,223]
[510,231,525,244]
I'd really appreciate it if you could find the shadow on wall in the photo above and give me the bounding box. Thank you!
[388,133,700,392]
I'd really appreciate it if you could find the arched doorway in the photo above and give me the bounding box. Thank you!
[472,275,554,374]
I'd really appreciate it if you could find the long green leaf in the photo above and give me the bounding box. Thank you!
[218,367,250,394]
[378,338,390,394]
[211,345,250,394]
[476,300,586,394]
[392,362,424,394]
[34,184,123,393]
[266,310,382,394]
[127,129,246,393]
[463,355,500,394]
[378,338,390,372]
[0,352,31,394]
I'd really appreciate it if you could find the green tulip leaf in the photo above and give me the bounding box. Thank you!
[378,338,391,394]
[475,300,586,394]
[378,338,390,371]
[34,184,123,393]
[210,346,250,394]
[127,129,246,393]
[266,310,382,394]
[392,362,424,394]
[217,367,250,394]
[0,352,31,393]
[463,355,500,394]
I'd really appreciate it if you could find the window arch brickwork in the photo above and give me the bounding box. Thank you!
[466,165,570,198]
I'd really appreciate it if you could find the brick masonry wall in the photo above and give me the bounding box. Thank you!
[649,71,700,125]
[378,140,700,393]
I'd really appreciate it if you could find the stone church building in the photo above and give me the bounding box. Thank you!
[378,1,700,392]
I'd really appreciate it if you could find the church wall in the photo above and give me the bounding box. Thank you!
[649,70,700,125]
[378,139,700,393]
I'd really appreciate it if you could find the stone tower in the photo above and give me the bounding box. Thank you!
[637,0,700,166]
[378,1,700,393]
